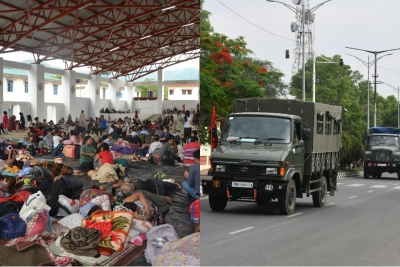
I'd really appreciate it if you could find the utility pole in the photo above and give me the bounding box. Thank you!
[345,47,400,126]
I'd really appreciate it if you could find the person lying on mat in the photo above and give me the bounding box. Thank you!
[122,191,165,225]
[0,176,22,197]
[112,176,181,196]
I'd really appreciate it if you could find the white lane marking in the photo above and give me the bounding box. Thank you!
[201,195,209,200]
[368,190,374,192]
[287,212,303,218]
[370,185,387,188]
[228,227,255,235]
[337,183,344,185]
[394,184,398,186]
[393,186,400,190]
[325,203,335,206]
[347,184,365,187]
[349,196,357,199]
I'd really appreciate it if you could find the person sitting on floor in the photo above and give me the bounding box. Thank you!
[80,136,96,171]
[94,143,114,167]
[182,150,200,199]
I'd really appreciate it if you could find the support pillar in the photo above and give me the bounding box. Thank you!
[61,70,77,120]
[28,64,45,120]
[0,58,3,115]
[88,75,101,118]
[109,79,118,111]
[125,82,133,114]
[156,69,164,114]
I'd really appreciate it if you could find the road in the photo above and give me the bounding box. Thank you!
[200,173,400,266]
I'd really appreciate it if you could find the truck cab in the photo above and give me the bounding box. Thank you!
[364,127,400,179]
[203,98,342,215]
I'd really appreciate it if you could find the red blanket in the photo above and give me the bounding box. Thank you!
[0,190,31,204]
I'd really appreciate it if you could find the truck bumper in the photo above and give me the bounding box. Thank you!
[365,162,398,172]
[202,179,287,200]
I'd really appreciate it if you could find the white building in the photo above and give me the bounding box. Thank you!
[0,59,199,122]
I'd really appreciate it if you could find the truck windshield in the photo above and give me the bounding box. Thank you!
[221,116,291,143]
[370,136,399,146]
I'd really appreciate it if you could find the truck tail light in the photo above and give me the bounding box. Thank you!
[388,164,391,167]
[373,163,377,167]
[279,167,285,176]
[212,180,220,188]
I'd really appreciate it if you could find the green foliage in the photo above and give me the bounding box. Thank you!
[200,2,287,145]
[136,78,157,97]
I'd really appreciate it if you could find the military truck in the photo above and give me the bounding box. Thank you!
[363,127,400,179]
[203,98,343,215]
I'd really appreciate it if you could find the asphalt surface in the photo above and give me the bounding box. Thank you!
[201,173,400,266]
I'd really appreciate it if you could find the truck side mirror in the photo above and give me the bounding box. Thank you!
[302,128,310,141]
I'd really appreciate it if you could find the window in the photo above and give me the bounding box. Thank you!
[325,116,332,134]
[24,82,28,93]
[103,89,106,99]
[53,85,58,95]
[7,81,13,92]
[334,120,340,134]
[119,92,123,98]
[169,90,174,95]
[182,89,192,95]
[317,113,324,134]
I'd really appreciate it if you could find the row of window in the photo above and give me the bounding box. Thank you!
[316,113,340,134]
[169,89,192,95]
[6,81,58,95]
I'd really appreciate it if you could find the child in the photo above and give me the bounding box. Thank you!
[43,128,54,148]
[94,143,114,167]
[61,131,67,141]
[0,176,19,197]
[53,130,63,147]
[15,120,20,132]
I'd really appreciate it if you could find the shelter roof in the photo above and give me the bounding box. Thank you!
[0,0,199,81]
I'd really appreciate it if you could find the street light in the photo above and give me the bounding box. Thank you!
[345,53,393,132]
[345,46,400,127]
[381,81,400,129]
[267,0,332,101]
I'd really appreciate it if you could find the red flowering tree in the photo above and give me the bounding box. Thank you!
[200,1,287,144]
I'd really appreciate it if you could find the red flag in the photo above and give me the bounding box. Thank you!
[209,106,219,150]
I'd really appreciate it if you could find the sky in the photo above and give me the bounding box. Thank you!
[203,0,400,99]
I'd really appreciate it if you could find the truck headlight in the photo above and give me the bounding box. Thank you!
[365,157,371,161]
[266,168,277,174]
[394,158,400,162]
[215,165,226,172]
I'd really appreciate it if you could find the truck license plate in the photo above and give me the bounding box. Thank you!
[232,182,253,188]
[377,164,386,166]
[265,184,273,191]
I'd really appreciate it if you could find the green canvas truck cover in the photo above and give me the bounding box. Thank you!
[233,98,342,153]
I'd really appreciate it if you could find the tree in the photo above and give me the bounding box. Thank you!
[136,78,157,97]
[200,1,286,144]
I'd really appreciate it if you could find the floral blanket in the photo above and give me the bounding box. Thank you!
[82,210,133,252]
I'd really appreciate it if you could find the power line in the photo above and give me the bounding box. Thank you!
[216,0,295,42]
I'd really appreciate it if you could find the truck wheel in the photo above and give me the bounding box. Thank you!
[278,179,296,215]
[312,176,327,207]
[363,165,369,179]
[209,195,228,211]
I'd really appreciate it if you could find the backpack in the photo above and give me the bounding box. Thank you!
[145,224,179,265]
[0,201,23,217]
[0,213,26,239]
[27,144,36,156]
[161,149,175,166]
[152,148,163,165]
[52,143,65,157]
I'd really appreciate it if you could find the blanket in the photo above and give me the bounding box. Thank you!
[82,210,134,252]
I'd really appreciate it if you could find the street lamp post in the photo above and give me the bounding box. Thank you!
[381,82,400,129]
[267,0,332,101]
[345,47,400,127]
[345,53,393,132]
